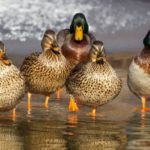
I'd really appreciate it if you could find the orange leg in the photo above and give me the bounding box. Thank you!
[12,108,16,121]
[88,108,96,118]
[44,96,50,109]
[92,108,96,117]
[56,88,62,99]
[69,96,79,112]
[141,96,150,112]
[27,92,32,114]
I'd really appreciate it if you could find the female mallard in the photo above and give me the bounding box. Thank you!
[57,13,95,111]
[20,29,73,112]
[128,30,150,112]
[66,41,122,116]
[0,41,25,120]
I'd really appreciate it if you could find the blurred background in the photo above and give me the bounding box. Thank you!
[0,1,150,149]
[0,0,150,56]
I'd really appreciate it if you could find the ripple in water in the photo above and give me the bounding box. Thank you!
[126,112,150,150]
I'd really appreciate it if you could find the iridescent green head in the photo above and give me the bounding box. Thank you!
[70,13,89,41]
[143,30,150,47]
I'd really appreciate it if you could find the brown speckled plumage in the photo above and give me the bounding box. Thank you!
[66,41,122,108]
[0,60,25,111]
[20,30,74,96]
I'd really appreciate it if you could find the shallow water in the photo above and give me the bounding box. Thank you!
[0,71,150,150]
[1,53,150,149]
[1,99,150,150]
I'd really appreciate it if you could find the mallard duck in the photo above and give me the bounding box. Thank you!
[0,41,25,120]
[128,30,150,112]
[57,12,95,62]
[66,41,122,116]
[20,29,73,112]
[57,13,95,111]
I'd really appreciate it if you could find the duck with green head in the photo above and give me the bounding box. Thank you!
[66,41,122,117]
[128,30,150,112]
[57,13,95,112]
[20,29,73,113]
[0,41,25,120]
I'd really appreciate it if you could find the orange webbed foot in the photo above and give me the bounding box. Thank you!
[88,108,96,119]
[141,97,150,112]
[69,97,79,112]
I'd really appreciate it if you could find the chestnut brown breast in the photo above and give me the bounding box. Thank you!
[61,34,92,63]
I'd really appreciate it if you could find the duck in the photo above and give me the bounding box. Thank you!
[57,13,95,111]
[57,12,95,62]
[20,29,73,113]
[128,30,150,112]
[0,41,25,120]
[66,41,122,116]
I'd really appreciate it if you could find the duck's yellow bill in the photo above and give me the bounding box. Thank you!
[0,52,11,65]
[75,26,83,41]
[53,47,60,51]
[2,59,11,65]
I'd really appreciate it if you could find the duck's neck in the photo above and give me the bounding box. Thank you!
[134,46,150,65]
[140,46,150,57]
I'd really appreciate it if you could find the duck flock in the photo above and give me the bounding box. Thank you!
[0,13,150,120]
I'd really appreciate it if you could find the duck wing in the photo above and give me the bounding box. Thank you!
[20,52,41,71]
[57,29,70,47]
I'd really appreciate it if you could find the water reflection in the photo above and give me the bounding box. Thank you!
[0,120,24,150]
[65,114,127,149]
[1,97,150,149]
[18,120,67,150]
[126,112,150,150]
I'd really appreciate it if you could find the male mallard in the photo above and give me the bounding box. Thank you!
[128,30,150,112]
[57,13,95,111]
[20,29,73,113]
[57,12,95,62]
[66,41,122,116]
[0,41,25,120]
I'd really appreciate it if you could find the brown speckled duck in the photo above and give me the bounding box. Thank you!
[128,30,150,112]
[57,13,95,111]
[66,41,122,116]
[20,30,73,112]
[0,41,25,120]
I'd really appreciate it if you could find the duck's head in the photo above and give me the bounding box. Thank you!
[0,41,11,65]
[70,13,89,42]
[143,30,150,48]
[90,41,106,64]
[41,29,60,54]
